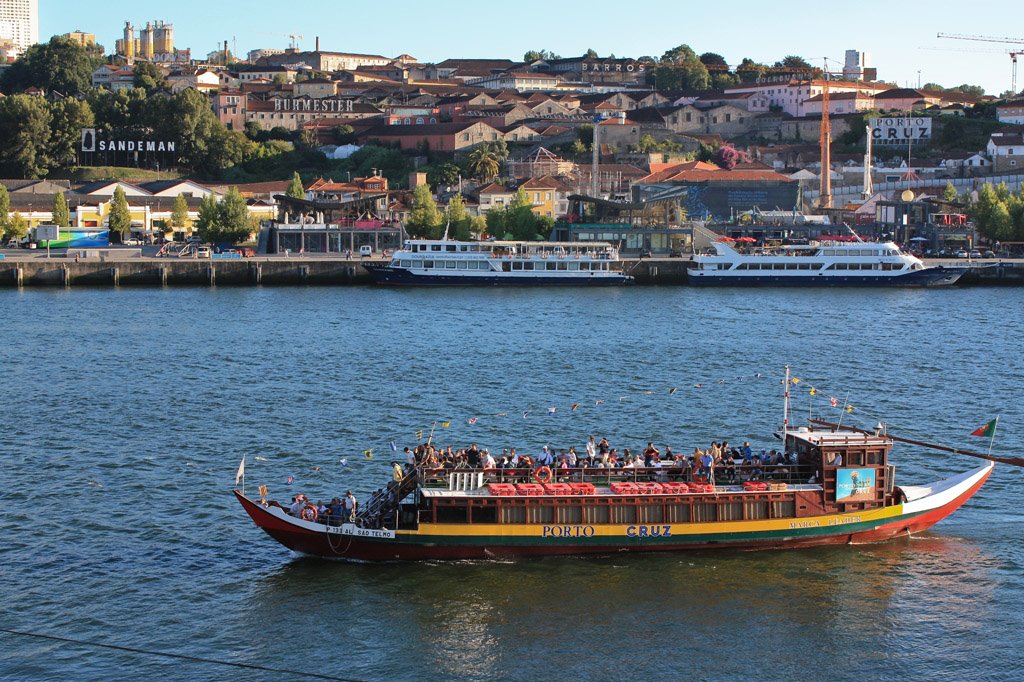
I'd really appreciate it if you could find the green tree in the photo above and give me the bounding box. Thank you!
[943,181,959,203]
[218,187,252,243]
[736,57,769,84]
[170,194,190,231]
[406,184,443,237]
[107,186,131,241]
[699,52,728,68]
[0,185,10,235]
[51,191,70,227]
[145,89,248,176]
[637,134,659,153]
[0,94,53,178]
[195,193,220,240]
[523,49,560,62]
[0,36,99,94]
[585,48,599,59]
[650,45,711,91]
[445,193,476,240]
[286,171,305,199]
[4,212,28,242]
[427,162,461,190]
[49,97,94,168]
[466,144,501,180]
[133,62,167,93]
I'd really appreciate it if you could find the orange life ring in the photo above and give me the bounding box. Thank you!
[534,465,553,484]
[300,504,318,522]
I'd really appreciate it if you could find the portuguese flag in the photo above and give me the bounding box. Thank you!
[971,419,998,438]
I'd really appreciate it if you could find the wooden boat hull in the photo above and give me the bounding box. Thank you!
[235,462,992,561]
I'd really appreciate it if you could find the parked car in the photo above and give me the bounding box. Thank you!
[196,246,212,258]
[969,250,982,259]
[359,245,373,257]
[955,250,968,258]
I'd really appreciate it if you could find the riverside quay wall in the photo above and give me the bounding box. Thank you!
[0,257,1021,287]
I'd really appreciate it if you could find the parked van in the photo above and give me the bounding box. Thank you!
[196,246,212,258]
[359,245,373,258]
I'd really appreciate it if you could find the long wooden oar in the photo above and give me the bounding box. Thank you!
[809,419,1024,468]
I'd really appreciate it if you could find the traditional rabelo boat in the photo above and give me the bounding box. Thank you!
[235,372,1011,561]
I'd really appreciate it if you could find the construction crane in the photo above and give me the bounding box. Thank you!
[937,32,1024,93]
[288,34,304,50]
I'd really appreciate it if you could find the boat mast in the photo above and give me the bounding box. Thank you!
[782,365,791,437]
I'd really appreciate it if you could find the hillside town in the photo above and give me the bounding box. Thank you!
[2,11,1024,257]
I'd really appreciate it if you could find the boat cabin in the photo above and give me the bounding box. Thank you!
[786,427,895,514]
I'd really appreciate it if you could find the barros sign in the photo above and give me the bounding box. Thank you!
[870,117,932,146]
[581,60,646,73]
[273,98,357,113]
[80,129,176,153]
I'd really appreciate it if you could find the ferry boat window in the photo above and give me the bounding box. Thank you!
[773,263,786,270]
[846,451,864,466]
[500,506,526,524]
[401,260,412,268]
[667,504,690,523]
[457,261,468,270]
[527,506,554,524]
[799,263,812,270]
[640,504,663,523]
[719,502,743,521]
[584,505,610,524]
[524,262,534,270]
[557,506,583,524]
[546,262,557,271]
[693,502,717,523]
[512,261,523,270]
[436,505,468,523]
[867,450,883,465]
[771,500,795,518]
[610,504,637,524]
[744,501,769,520]
[430,245,441,251]
[568,262,579,271]
[423,260,434,269]
[472,504,497,524]
[446,245,456,252]
[557,262,567,270]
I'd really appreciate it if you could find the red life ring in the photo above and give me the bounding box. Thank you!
[534,466,553,484]
[300,504,318,522]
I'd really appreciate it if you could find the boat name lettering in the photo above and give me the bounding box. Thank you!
[326,524,396,539]
[827,516,862,526]
[790,520,820,528]
[541,525,595,538]
[626,525,672,538]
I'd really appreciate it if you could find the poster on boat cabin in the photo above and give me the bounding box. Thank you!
[835,468,875,503]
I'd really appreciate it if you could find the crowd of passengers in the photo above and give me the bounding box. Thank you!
[404,436,803,484]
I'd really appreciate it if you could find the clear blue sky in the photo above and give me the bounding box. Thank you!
[42,0,1024,95]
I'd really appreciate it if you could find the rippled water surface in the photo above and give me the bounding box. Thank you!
[1,286,1022,681]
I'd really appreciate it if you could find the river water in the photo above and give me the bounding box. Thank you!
[1,286,1022,681]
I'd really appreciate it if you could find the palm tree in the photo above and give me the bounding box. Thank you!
[467,145,500,181]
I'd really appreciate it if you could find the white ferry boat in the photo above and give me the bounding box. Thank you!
[688,239,964,287]
[363,239,632,286]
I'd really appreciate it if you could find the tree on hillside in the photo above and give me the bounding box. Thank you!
[0,36,99,94]
[943,181,959,203]
[445,193,477,240]
[108,186,132,241]
[406,184,443,238]
[699,52,729,68]
[775,55,814,71]
[145,89,250,176]
[585,48,599,59]
[51,192,70,228]
[133,62,167,93]
[286,171,305,199]
[650,44,711,91]
[49,97,94,168]
[170,194,190,232]
[427,162,461,190]
[736,57,769,84]
[523,49,560,62]
[466,144,502,181]
[0,185,10,235]
[0,95,53,178]
[194,188,252,244]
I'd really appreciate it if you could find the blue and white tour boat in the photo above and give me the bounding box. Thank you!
[363,239,633,286]
[688,239,964,287]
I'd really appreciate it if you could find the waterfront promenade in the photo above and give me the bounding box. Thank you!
[1,249,1022,287]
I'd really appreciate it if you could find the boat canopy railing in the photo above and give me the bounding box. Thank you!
[414,463,817,489]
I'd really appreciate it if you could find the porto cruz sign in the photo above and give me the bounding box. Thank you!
[869,117,932,146]
[80,129,176,153]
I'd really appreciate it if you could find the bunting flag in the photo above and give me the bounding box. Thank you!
[234,457,245,486]
[643,390,653,395]
[286,475,294,484]
[830,397,838,407]
[595,400,604,405]
[846,404,855,413]
[971,419,998,438]
[809,388,817,396]
[523,410,530,418]
[363,449,373,459]
[694,384,705,388]
[548,407,556,415]
[467,417,478,425]
[494,413,507,417]
[791,377,801,384]
[339,458,348,467]
[389,441,397,452]
[571,404,579,411]
[669,387,677,395]
[415,430,423,440]
[258,484,268,499]
[441,421,451,429]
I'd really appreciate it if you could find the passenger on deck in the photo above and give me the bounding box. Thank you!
[343,490,357,522]
[643,442,659,464]
[586,435,597,460]
[483,450,496,469]
[393,462,405,482]
[598,437,610,462]
[328,497,343,525]
[289,495,306,517]
[404,447,416,471]
[698,451,713,480]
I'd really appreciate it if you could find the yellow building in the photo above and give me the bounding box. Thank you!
[62,31,96,47]
[519,176,572,219]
